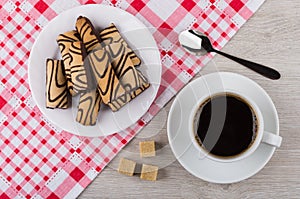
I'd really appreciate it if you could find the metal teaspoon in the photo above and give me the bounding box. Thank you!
[179,30,281,80]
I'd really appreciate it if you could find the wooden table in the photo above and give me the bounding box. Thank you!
[80,0,300,198]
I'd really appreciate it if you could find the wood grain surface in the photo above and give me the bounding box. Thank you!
[79,0,300,198]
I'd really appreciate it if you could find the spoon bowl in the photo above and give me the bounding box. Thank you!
[178,30,206,56]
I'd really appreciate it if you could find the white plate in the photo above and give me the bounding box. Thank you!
[28,5,161,137]
[167,72,279,184]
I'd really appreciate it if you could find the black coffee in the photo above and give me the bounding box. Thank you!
[195,94,256,157]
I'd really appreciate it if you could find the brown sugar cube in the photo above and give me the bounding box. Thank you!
[139,141,156,157]
[140,164,158,181]
[118,158,136,176]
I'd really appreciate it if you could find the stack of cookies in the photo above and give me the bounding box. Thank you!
[46,16,150,126]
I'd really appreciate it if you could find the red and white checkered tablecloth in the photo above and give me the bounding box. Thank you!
[0,0,265,198]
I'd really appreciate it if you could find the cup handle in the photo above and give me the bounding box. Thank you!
[262,131,282,147]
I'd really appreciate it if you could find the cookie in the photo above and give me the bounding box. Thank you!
[130,69,150,99]
[69,41,95,93]
[76,89,101,126]
[99,23,141,66]
[88,47,127,111]
[104,43,150,100]
[75,16,102,53]
[46,59,68,109]
[57,30,80,96]
[104,43,140,91]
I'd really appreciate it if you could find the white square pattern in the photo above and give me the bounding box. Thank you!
[3,1,15,13]
[16,66,27,77]
[46,169,67,192]
[232,13,246,28]
[47,136,59,147]
[119,0,130,10]
[3,164,14,176]
[8,76,18,89]
[216,0,229,11]
[0,115,8,125]
[14,31,26,43]
[200,20,211,31]
[32,194,44,199]
[48,155,60,166]
[162,56,173,69]
[246,0,265,12]
[173,13,196,33]
[27,119,40,130]
[22,164,33,174]
[70,154,82,166]
[22,22,34,33]
[0,48,9,60]
[147,0,179,20]
[198,0,210,10]
[40,164,51,175]
[13,13,24,25]
[31,173,43,184]
[2,145,13,157]
[23,39,33,50]
[108,137,120,147]
[35,15,48,28]
[22,182,34,193]
[6,39,15,51]
[7,95,21,109]
[50,0,80,14]
[19,108,30,120]
[3,21,15,32]
[11,136,22,148]
[1,129,12,139]
[16,84,28,97]
[6,59,18,71]
[160,37,173,50]
[209,10,220,22]
[64,183,84,199]
[56,145,69,157]
[20,1,34,14]
[68,136,82,148]
[11,155,23,167]
[20,145,32,158]
[85,168,97,180]
[101,145,111,157]
[210,29,220,41]
[218,19,230,31]
[0,176,10,192]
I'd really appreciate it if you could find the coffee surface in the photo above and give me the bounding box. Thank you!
[196,94,256,157]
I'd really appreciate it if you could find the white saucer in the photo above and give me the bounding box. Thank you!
[28,5,161,137]
[167,72,280,184]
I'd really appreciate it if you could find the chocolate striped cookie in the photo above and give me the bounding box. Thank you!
[76,89,101,126]
[57,30,80,96]
[46,59,68,109]
[104,42,150,100]
[69,41,95,93]
[130,69,150,99]
[88,48,129,111]
[75,16,102,53]
[99,23,141,66]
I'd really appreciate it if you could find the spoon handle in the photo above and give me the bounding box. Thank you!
[213,50,281,80]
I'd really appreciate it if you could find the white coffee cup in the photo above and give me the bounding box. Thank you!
[188,89,282,163]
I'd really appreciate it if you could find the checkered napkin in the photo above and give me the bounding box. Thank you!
[0,0,265,198]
